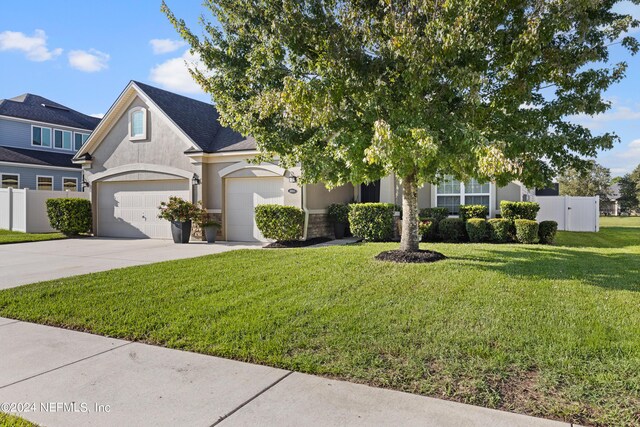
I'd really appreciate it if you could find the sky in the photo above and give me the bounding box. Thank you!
[0,0,639,176]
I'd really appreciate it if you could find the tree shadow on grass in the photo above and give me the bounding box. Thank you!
[449,245,640,292]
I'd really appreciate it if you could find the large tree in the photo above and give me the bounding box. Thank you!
[164,0,638,252]
[558,160,612,198]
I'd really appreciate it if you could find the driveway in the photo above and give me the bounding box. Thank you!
[0,238,261,289]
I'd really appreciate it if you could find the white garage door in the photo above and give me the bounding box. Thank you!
[97,180,190,238]
[226,177,284,242]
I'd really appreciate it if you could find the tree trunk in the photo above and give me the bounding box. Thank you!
[400,174,420,252]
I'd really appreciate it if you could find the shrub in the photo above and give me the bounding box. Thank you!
[46,198,92,236]
[538,220,558,244]
[158,197,199,222]
[419,207,449,223]
[255,204,304,242]
[500,201,540,221]
[327,203,350,224]
[459,205,489,222]
[439,218,466,242]
[418,219,435,242]
[487,218,513,243]
[514,219,539,244]
[349,203,395,241]
[466,218,488,242]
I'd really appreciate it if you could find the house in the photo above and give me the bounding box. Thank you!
[601,183,621,216]
[74,81,532,242]
[0,94,100,192]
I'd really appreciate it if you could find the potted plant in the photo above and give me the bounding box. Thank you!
[327,203,350,239]
[158,196,199,243]
[201,218,221,243]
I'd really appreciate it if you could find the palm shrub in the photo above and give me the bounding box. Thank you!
[255,204,304,241]
[487,218,513,243]
[439,218,466,242]
[349,203,395,241]
[500,201,540,221]
[466,218,488,243]
[514,219,539,244]
[418,219,435,242]
[538,220,558,244]
[459,205,489,222]
[46,198,92,236]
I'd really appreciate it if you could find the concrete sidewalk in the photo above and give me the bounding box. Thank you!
[0,319,569,427]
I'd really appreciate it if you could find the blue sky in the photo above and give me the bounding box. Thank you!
[1,0,639,176]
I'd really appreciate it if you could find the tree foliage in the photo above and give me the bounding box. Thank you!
[164,0,639,250]
[558,160,612,198]
[618,164,640,213]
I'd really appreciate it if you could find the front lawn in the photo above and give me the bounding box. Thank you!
[600,215,640,228]
[1,228,639,425]
[0,230,65,245]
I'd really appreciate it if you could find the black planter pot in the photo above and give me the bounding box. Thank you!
[333,222,347,239]
[171,220,192,244]
[203,225,219,243]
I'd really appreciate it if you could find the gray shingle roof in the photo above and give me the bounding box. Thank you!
[133,81,256,153]
[0,94,100,130]
[0,146,80,169]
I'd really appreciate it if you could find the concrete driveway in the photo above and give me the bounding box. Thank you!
[0,238,261,289]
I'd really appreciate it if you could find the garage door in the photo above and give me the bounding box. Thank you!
[226,177,284,242]
[97,180,190,238]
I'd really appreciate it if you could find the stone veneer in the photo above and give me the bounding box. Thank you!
[306,213,333,239]
[192,212,223,241]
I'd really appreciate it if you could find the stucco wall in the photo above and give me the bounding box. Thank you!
[497,182,522,210]
[305,183,354,210]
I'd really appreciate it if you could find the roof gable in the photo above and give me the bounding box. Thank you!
[0,93,100,130]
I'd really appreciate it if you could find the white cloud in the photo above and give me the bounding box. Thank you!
[0,29,62,61]
[68,49,110,72]
[90,113,105,119]
[149,38,186,54]
[149,50,204,94]
[569,105,640,131]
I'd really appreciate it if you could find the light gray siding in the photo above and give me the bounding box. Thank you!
[0,165,82,191]
[0,117,91,153]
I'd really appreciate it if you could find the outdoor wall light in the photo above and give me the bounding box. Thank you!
[82,179,90,189]
[288,173,298,184]
[192,174,201,185]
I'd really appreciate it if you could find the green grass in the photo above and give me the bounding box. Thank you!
[1,228,640,425]
[0,412,37,427]
[600,215,640,228]
[0,230,65,244]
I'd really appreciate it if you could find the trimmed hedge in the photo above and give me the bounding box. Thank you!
[439,218,466,242]
[255,204,304,242]
[327,203,350,224]
[46,198,92,236]
[487,218,512,243]
[349,203,395,241]
[466,218,488,243]
[515,219,539,244]
[459,205,489,222]
[500,201,540,221]
[538,220,558,244]
[419,207,449,223]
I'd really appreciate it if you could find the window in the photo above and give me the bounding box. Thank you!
[63,177,78,191]
[435,176,491,215]
[32,126,52,147]
[129,107,147,140]
[74,133,89,150]
[54,129,72,150]
[37,176,53,191]
[1,174,19,189]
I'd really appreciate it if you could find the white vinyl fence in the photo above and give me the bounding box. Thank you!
[534,196,599,232]
[0,188,89,233]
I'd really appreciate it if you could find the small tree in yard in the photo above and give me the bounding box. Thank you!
[164,0,638,255]
[558,161,612,199]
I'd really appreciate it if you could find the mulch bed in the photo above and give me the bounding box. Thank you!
[375,249,446,263]
[264,237,333,248]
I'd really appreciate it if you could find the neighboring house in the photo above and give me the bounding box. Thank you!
[74,81,532,242]
[0,94,100,192]
[601,183,621,216]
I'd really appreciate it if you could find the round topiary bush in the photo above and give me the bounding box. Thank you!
[349,203,395,241]
[514,219,539,244]
[466,218,488,243]
[254,204,304,242]
[538,220,558,244]
[438,217,466,242]
[459,204,489,222]
[46,198,92,236]
[487,218,512,243]
[500,201,540,221]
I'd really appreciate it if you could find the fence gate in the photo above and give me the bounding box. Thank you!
[534,196,599,232]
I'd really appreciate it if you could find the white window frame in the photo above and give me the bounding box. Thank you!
[36,175,54,191]
[53,129,73,150]
[32,125,53,148]
[431,178,496,217]
[73,132,90,151]
[129,107,147,141]
[1,173,20,189]
[62,177,78,191]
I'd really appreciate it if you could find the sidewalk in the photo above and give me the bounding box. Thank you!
[0,318,569,427]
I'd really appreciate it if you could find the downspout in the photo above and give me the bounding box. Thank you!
[302,183,309,240]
